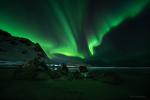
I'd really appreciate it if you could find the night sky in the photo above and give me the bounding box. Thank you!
[0,0,150,65]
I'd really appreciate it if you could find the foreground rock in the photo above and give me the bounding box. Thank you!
[14,57,50,80]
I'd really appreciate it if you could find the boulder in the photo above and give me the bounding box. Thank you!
[14,57,49,80]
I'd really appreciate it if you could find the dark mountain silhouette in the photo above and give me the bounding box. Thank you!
[0,29,48,62]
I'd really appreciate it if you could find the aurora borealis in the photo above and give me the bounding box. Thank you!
[0,0,150,59]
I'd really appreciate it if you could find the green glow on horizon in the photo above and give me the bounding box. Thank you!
[48,0,84,59]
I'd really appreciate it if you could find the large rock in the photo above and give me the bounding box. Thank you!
[14,58,49,80]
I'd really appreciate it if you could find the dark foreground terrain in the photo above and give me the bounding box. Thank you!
[0,68,150,100]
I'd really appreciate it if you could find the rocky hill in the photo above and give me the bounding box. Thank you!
[0,29,48,62]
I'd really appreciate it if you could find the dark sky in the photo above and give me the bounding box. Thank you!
[89,4,150,66]
[0,0,150,66]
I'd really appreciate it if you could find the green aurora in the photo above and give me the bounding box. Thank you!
[0,0,149,59]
